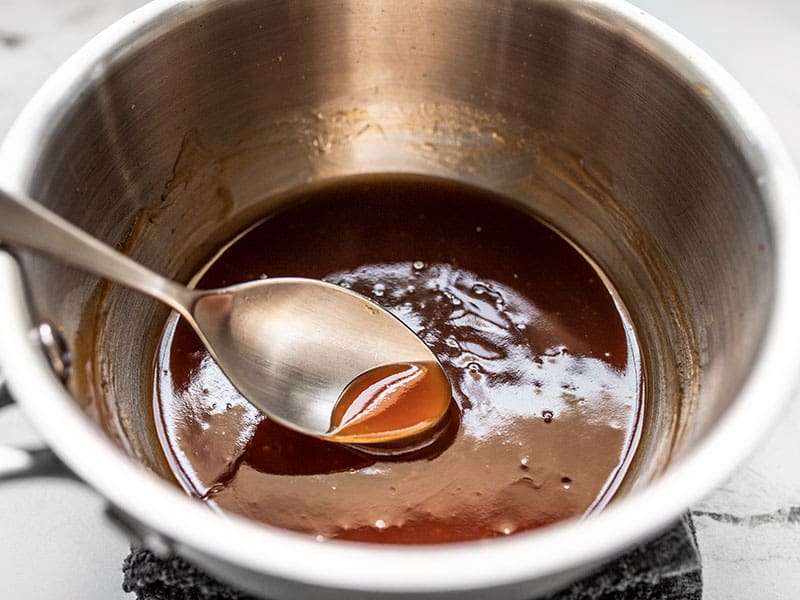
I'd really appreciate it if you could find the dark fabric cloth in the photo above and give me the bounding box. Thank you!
[122,513,702,600]
[122,549,252,600]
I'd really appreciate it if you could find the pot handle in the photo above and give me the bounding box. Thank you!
[0,373,73,481]
[0,374,173,554]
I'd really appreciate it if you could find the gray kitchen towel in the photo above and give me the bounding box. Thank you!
[122,513,701,599]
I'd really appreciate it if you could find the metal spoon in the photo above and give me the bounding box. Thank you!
[0,186,449,443]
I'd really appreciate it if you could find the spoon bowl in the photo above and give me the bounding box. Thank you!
[0,186,449,442]
[190,278,445,439]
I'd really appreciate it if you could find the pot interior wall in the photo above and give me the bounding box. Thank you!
[14,0,772,499]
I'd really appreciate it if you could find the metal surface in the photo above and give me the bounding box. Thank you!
[34,322,72,383]
[0,186,196,312]
[192,279,442,439]
[0,186,439,440]
[0,0,799,598]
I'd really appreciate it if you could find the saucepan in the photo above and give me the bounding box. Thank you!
[1,0,799,598]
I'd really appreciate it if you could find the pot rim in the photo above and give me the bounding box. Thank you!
[2,0,799,593]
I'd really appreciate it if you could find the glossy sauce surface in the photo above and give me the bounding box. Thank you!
[329,361,451,443]
[154,175,642,544]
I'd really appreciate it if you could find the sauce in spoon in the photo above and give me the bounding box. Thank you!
[329,361,451,443]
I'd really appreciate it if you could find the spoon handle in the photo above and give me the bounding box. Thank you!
[0,187,194,317]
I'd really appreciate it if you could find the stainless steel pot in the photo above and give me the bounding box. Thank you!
[1,0,799,598]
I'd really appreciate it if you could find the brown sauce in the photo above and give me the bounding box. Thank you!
[153,174,642,544]
[329,361,451,443]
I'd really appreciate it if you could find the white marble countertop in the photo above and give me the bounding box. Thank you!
[1,1,798,598]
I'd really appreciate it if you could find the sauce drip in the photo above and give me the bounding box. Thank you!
[329,361,451,443]
[153,174,643,544]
